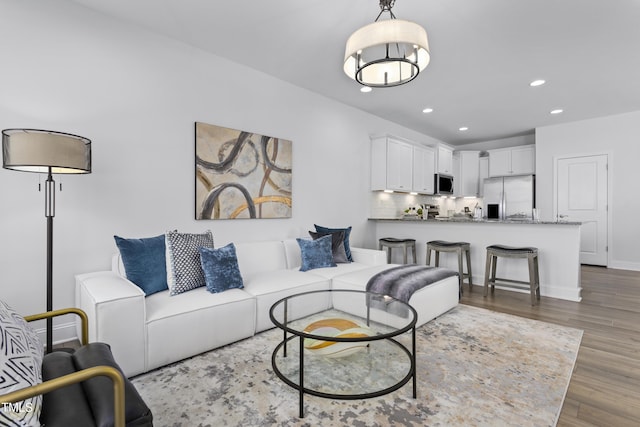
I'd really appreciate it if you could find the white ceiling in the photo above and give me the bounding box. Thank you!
[72,0,640,145]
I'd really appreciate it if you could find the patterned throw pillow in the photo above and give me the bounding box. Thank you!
[166,230,215,295]
[199,244,244,294]
[0,300,43,426]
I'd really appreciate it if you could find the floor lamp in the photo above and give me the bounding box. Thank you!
[2,129,91,353]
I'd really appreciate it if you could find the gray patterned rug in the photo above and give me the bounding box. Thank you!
[131,305,582,426]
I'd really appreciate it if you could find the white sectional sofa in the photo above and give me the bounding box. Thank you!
[76,239,459,378]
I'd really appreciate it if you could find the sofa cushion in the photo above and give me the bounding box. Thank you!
[73,342,153,427]
[309,230,349,264]
[165,230,215,295]
[0,300,42,426]
[297,235,336,272]
[314,224,353,261]
[114,234,168,296]
[299,262,377,280]
[199,244,244,293]
[144,287,256,371]
[234,241,288,277]
[40,351,95,427]
[242,270,332,332]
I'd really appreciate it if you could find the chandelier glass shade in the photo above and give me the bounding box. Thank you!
[344,7,429,88]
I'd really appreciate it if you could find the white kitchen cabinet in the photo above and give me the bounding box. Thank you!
[454,151,480,197]
[412,145,435,194]
[370,136,414,192]
[488,145,535,177]
[437,146,454,175]
[478,156,489,196]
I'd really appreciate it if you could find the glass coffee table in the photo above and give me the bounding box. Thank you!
[269,289,417,418]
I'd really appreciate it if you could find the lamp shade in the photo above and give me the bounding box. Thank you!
[2,129,91,174]
[344,19,430,87]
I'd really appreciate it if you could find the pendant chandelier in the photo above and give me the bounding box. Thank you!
[344,0,430,88]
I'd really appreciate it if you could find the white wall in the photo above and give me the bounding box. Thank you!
[0,1,443,340]
[455,134,535,152]
[536,111,640,270]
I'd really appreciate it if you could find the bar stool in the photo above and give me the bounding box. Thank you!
[483,244,540,305]
[426,240,473,295]
[378,238,417,264]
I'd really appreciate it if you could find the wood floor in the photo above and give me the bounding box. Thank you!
[460,265,640,427]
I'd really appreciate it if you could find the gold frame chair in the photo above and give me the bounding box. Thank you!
[0,308,125,427]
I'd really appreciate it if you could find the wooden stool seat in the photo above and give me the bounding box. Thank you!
[426,240,472,296]
[483,244,540,305]
[379,238,417,264]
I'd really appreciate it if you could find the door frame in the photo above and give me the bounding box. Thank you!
[552,151,612,267]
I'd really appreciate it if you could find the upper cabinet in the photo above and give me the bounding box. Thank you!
[488,145,535,177]
[453,151,480,197]
[412,145,435,194]
[437,146,454,175]
[371,135,435,194]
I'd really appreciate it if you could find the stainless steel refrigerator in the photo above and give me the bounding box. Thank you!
[483,175,535,220]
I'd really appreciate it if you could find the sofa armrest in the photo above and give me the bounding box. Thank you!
[75,272,146,377]
[350,247,388,266]
[0,365,127,427]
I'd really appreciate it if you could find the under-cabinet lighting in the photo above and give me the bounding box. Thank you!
[409,192,418,195]
[383,189,394,193]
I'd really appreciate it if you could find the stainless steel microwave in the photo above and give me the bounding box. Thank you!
[434,173,454,195]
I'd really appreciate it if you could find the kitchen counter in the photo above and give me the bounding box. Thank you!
[369,218,581,302]
[370,217,581,225]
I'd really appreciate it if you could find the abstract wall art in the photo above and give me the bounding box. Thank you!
[195,122,292,219]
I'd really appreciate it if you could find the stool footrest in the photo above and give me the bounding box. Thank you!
[488,278,532,287]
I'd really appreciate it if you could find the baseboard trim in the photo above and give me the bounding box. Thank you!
[32,321,78,349]
[608,260,640,272]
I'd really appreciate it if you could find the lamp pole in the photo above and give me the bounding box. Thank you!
[45,168,55,353]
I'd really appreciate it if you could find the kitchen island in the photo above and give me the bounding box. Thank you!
[370,218,581,301]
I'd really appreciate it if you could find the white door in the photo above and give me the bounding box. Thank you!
[557,155,608,265]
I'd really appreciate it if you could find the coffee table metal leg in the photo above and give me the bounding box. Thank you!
[299,335,304,418]
[283,300,288,358]
[412,326,417,398]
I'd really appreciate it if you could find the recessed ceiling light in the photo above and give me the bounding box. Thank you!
[422,108,433,113]
[550,109,564,114]
[360,86,372,93]
[530,79,546,87]
[459,127,469,131]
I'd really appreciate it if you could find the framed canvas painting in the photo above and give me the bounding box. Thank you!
[195,122,292,219]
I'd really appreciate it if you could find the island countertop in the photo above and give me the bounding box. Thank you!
[369,217,581,302]
[369,217,581,225]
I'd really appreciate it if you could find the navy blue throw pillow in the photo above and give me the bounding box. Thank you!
[114,234,168,296]
[309,230,349,263]
[296,235,337,272]
[199,243,244,293]
[314,224,353,261]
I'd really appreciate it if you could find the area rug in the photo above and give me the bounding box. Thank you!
[131,305,582,426]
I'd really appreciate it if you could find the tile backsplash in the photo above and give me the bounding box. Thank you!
[370,192,482,218]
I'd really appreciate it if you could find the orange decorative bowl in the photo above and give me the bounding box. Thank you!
[303,318,375,358]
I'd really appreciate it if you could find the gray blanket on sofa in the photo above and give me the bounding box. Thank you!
[366,265,459,317]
